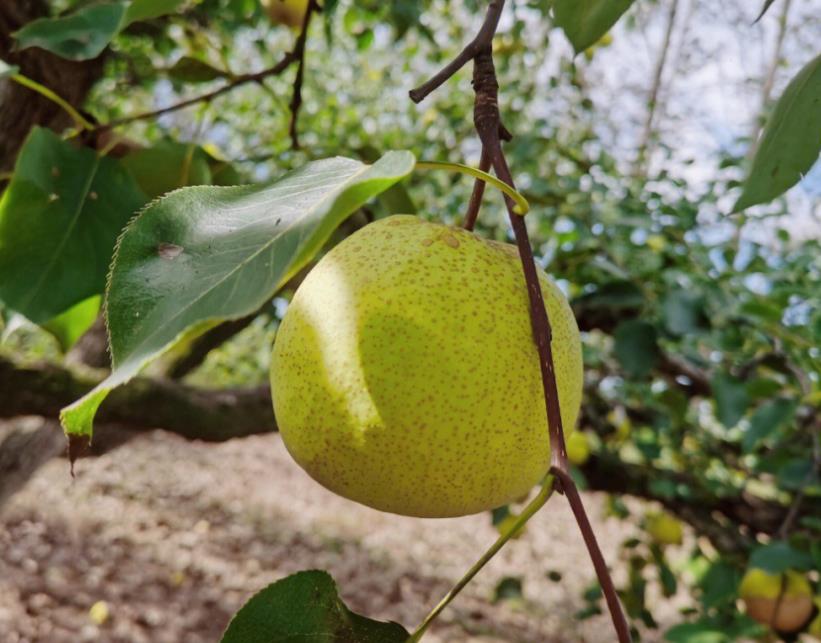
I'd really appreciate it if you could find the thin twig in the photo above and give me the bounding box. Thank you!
[288,0,321,149]
[634,0,679,176]
[93,53,298,132]
[408,477,556,643]
[407,1,632,640]
[408,0,505,103]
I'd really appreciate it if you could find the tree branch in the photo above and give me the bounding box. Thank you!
[0,355,274,441]
[408,1,505,103]
[287,0,321,149]
[94,52,298,133]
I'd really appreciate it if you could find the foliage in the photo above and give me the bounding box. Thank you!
[0,0,819,640]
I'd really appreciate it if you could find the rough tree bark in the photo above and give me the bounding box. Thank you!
[0,1,105,172]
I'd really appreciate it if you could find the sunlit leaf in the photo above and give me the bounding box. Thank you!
[553,0,634,53]
[60,151,415,448]
[42,295,101,352]
[734,53,821,211]
[0,127,146,323]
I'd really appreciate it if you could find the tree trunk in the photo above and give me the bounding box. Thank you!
[0,0,104,172]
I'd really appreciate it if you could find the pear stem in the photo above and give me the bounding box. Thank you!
[407,476,555,643]
[415,161,529,215]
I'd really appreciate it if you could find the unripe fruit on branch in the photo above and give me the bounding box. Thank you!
[645,511,683,546]
[739,568,813,633]
[262,0,308,29]
[566,431,591,465]
[270,215,583,517]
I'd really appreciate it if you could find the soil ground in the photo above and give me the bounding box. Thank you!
[0,427,678,642]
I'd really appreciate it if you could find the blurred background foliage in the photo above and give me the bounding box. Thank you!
[1,0,820,640]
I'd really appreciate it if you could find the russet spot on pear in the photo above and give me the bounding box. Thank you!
[270,215,583,517]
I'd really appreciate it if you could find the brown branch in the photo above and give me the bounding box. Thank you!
[0,355,274,441]
[634,0,679,175]
[94,52,298,133]
[408,1,505,103]
[409,3,631,639]
[287,0,320,149]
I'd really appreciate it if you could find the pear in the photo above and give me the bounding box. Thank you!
[566,431,591,465]
[262,0,308,29]
[270,215,583,517]
[645,511,683,546]
[739,568,813,632]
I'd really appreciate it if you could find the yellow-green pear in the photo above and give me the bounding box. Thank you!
[807,597,821,638]
[270,215,583,517]
[739,568,813,632]
[262,0,308,29]
[566,431,591,465]
[645,511,683,546]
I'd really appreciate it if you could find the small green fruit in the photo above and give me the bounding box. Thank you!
[645,511,683,546]
[739,568,813,633]
[271,215,583,517]
[566,431,591,465]
[262,0,308,29]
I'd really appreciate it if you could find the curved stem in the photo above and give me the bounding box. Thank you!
[10,73,93,131]
[463,146,491,230]
[408,476,556,642]
[415,160,529,215]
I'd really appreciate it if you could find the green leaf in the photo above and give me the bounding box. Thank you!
[0,59,19,78]
[220,570,409,643]
[749,541,814,573]
[754,0,778,24]
[742,398,795,452]
[493,576,524,603]
[0,127,146,324]
[124,0,186,25]
[662,290,706,335]
[60,151,415,446]
[698,561,740,609]
[665,622,729,643]
[14,3,127,61]
[734,53,821,211]
[13,0,185,61]
[166,56,225,84]
[42,295,101,351]
[122,140,213,198]
[553,0,634,53]
[710,372,750,428]
[613,319,659,377]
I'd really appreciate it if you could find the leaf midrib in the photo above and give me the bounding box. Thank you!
[110,163,372,369]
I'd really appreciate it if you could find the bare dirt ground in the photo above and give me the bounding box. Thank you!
[0,427,676,642]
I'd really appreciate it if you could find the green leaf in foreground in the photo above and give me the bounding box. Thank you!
[221,570,409,643]
[42,295,101,352]
[13,0,185,61]
[0,127,146,323]
[61,151,415,450]
[553,0,634,54]
[734,53,821,211]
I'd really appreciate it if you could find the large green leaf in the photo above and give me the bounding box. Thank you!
[60,151,415,448]
[0,127,146,323]
[221,570,409,643]
[742,398,795,452]
[121,140,213,199]
[42,295,101,352]
[13,0,185,61]
[734,53,821,211]
[553,0,634,54]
